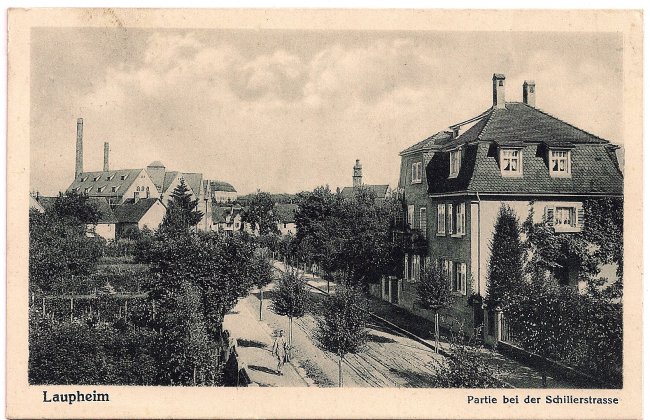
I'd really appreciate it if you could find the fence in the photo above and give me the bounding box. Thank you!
[498,314,522,347]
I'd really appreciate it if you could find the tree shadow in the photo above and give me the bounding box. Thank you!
[237,339,267,349]
[366,333,397,344]
[248,365,280,375]
[388,367,440,388]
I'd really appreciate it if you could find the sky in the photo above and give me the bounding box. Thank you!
[30,28,624,196]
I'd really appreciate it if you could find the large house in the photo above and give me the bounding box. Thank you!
[210,180,238,203]
[390,74,624,338]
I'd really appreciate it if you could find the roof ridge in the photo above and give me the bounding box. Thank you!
[517,102,609,144]
[476,107,495,140]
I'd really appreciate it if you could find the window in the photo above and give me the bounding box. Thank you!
[498,80,503,86]
[404,254,409,280]
[411,255,421,282]
[449,149,462,178]
[120,174,128,180]
[411,161,423,183]
[549,150,571,177]
[407,205,415,228]
[419,207,427,235]
[97,186,105,193]
[84,187,92,194]
[106,174,115,181]
[133,191,140,200]
[455,203,466,235]
[446,204,453,234]
[454,262,467,295]
[437,204,446,235]
[545,204,584,232]
[500,149,522,176]
[111,186,118,193]
[146,186,150,198]
[80,176,88,182]
[93,176,101,182]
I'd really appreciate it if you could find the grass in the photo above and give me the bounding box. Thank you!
[298,359,335,387]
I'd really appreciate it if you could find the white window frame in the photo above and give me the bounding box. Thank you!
[446,204,454,235]
[419,207,427,235]
[544,202,584,233]
[404,254,409,280]
[437,204,446,235]
[455,202,466,236]
[449,149,462,178]
[411,161,423,184]
[407,205,415,228]
[549,150,571,177]
[455,262,467,295]
[500,148,523,176]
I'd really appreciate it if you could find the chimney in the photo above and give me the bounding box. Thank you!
[75,118,84,178]
[523,80,536,107]
[492,74,506,109]
[353,159,363,187]
[103,142,110,172]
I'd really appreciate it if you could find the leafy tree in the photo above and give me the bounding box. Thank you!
[271,270,308,348]
[315,285,368,387]
[486,204,525,305]
[416,263,451,353]
[249,253,273,321]
[430,335,505,388]
[52,191,100,225]
[336,187,402,288]
[582,198,623,278]
[29,208,104,293]
[242,191,279,235]
[161,179,203,235]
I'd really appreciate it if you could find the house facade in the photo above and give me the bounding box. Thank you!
[210,181,238,203]
[391,74,624,336]
[275,203,298,236]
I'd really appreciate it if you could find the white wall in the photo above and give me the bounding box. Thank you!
[89,223,116,241]
[120,169,159,204]
[138,200,166,231]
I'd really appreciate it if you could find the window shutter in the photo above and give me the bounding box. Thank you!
[460,263,467,295]
[577,204,585,229]
[411,163,415,183]
[447,204,454,234]
[437,204,445,234]
[458,203,466,235]
[544,206,555,226]
[404,254,409,280]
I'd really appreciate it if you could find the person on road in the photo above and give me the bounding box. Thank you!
[271,329,287,375]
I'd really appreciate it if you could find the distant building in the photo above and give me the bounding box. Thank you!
[113,198,167,238]
[210,180,238,203]
[275,203,298,236]
[339,160,390,200]
[212,205,246,235]
[29,193,45,213]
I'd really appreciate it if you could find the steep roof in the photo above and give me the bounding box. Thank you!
[210,180,237,193]
[113,198,161,223]
[88,197,118,224]
[274,203,298,223]
[400,131,453,155]
[340,184,390,199]
[35,196,57,211]
[424,102,624,197]
[29,195,45,213]
[162,172,203,196]
[212,205,245,224]
[66,169,142,198]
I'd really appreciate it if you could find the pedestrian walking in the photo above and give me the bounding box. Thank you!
[271,329,288,375]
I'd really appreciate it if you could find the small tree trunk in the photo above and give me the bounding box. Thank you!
[338,354,343,387]
[434,310,440,354]
[259,287,264,321]
[289,317,293,348]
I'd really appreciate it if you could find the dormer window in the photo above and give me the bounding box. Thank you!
[97,186,105,193]
[93,176,101,182]
[84,187,92,194]
[120,174,128,181]
[80,176,88,182]
[449,149,462,178]
[411,161,423,184]
[106,174,115,181]
[111,186,118,193]
[549,150,571,177]
[500,149,522,176]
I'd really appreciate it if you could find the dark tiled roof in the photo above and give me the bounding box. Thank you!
[212,205,244,224]
[163,172,203,196]
[210,180,237,193]
[340,185,390,198]
[113,198,161,223]
[88,197,118,224]
[400,131,452,155]
[35,196,57,211]
[66,169,141,198]
[274,203,298,223]
[427,142,623,196]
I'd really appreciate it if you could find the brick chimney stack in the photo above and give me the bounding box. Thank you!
[492,74,506,109]
[75,118,84,178]
[103,142,110,172]
[523,80,536,107]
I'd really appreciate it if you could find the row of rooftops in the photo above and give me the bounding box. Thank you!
[33,195,161,225]
[212,203,298,225]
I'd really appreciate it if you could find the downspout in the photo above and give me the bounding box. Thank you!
[475,191,482,296]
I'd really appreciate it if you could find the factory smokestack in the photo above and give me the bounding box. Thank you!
[103,142,109,172]
[75,118,83,178]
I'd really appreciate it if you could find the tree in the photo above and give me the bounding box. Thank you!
[242,191,279,235]
[271,270,308,349]
[486,204,525,305]
[416,264,451,353]
[315,285,368,387]
[249,253,273,321]
[161,179,203,235]
[52,191,101,225]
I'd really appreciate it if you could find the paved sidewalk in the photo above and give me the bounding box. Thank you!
[223,294,310,387]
